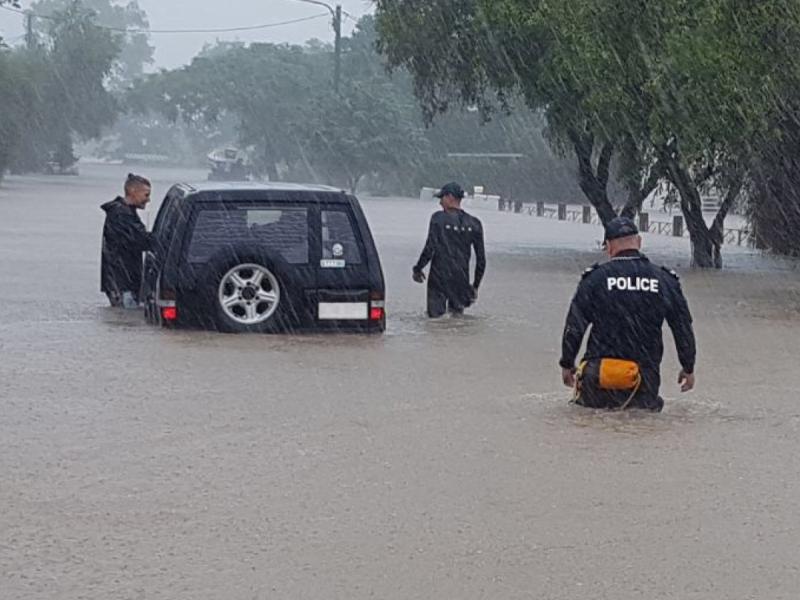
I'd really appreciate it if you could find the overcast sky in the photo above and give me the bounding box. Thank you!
[1,0,375,69]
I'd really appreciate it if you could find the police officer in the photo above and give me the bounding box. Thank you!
[559,217,696,411]
[413,182,487,318]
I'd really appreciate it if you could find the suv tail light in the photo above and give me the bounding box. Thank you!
[370,292,385,321]
[156,288,178,323]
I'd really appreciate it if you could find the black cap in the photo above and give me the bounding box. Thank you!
[434,182,465,199]
[603,216,639,241]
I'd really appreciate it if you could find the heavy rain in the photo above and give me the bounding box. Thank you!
[2,1,800,598]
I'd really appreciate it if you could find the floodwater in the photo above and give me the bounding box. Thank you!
[1,164,800,599]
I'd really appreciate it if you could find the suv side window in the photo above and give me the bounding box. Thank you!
[187,206,309,265]
[151,192,174,238]
[322,209,362,265]
[151,189,184,254]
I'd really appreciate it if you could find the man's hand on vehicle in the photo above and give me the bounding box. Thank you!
[562,367,576,388]
[412,269,426,284]
[678,370,695,392]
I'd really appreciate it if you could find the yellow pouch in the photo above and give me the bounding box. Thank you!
[598,358,641,390]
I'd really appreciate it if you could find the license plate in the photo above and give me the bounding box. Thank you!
[318,302,368,320]
[320,259,346,268]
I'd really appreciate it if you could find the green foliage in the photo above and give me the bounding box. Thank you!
[297,17,431,191]
[129,41,327,179]
[301,81,431,192]
[128,17,420,188]
[31,0,153,85]
[375,0,800,263]
[126,13,568,196]
[0,51,27,177]
[0,1,120,175]
[6,4,578,194]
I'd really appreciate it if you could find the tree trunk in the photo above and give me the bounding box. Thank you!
[620,159,663,219]
[263,138,279,181]
[690,231,716,268]
[569,130,616,225]
[707,174,743,268]
[662,151,718,268]
[349,174,363,194]
[294,136,318,182]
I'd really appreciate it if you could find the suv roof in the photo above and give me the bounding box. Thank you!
[180,181,347,195]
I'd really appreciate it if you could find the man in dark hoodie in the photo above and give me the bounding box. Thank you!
[101,173,153,307]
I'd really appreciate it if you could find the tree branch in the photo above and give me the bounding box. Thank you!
[693,161,716,188]
[570,129,595,183]
[663,150,707,236]
[710,172,744,242]
[621,157,663,218]
[597,143,614,187]
[570,132,616,225]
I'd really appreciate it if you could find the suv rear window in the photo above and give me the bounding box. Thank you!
[187,206,309,264]
[322,209,362,264]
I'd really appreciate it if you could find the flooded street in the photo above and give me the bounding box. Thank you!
[2,164,800,599]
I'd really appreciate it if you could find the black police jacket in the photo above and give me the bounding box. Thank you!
[559,250,696,373]
[100,197,152,294]
[414,209,486,290]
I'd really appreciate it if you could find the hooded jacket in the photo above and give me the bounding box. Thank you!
[100,197,152,296]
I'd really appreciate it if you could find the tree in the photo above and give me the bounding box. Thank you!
[750,112,800,256]
[375,0,800,267]
[638,1,800,266]
[128,16,432,189]
[31,0,153,85]
[3,1,120,174]
[742,3,800,256]
[374,0,656,222]
[129,41,328,180]
[301,82,430,192]
[296,16,431,192]
[125,12,579,197]
[0,50,27,179]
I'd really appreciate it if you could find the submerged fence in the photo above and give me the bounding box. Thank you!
[501,200,751,247]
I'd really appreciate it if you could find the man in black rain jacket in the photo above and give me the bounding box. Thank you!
[413,182,486,318]
[559,217,696,411]
[100,173,153,307]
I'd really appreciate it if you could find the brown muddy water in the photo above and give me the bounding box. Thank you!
[1,164,800,599]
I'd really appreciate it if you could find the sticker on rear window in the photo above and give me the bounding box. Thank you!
[320,259,346,268]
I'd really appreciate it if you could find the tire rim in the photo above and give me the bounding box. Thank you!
[218,263,280,325]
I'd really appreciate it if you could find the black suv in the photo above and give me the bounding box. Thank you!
[142,182,385,333]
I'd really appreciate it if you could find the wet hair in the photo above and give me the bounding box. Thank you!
[124,173,151,195]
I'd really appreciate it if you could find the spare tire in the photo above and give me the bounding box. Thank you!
[200,246,296,333]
